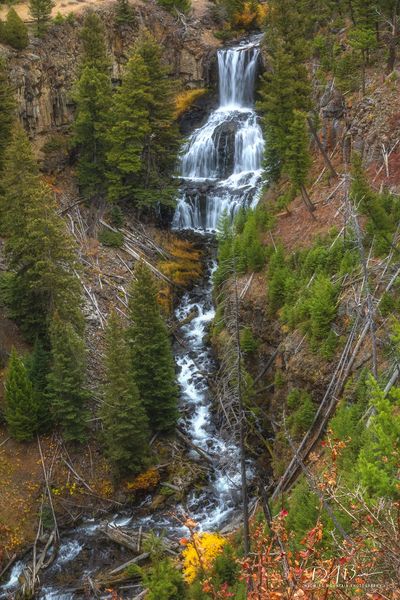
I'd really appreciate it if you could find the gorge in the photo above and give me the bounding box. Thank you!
[1,35,265,600]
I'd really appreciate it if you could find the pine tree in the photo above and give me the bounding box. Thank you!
[157,0,191,14]
[101,311,150,477]
[5,348,38,441]
[135,32,181,209]
[3,9,29,50]
[285,110,314,212]
[73,66,111,204]
[0,131,82,338]
[47,314,88,442]
[357,376,400,498]
[80,12,110,73]
[128,263,178,432]
[115,0,135,25]
[28,339,52,432]
[106,52,151,203]
[0,58,15,176]
[29,0,55,37]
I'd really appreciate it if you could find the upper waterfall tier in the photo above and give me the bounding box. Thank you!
[173,38,265,232]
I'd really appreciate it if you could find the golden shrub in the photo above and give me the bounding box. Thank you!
[181,531,227,583]
[175,88,207,119]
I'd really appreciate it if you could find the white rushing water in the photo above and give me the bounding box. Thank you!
[0,36,265,600]
[173,38,265,231]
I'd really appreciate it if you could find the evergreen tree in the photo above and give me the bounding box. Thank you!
[101,311,150,477]
[0,131,82,338]
[135,32,181,209]
[115,0,135,25]
[0,58,15,176]
[47,314,88,442]
[357,376,400,498]
[106,51,151,203]
[4,348,38,441]
[128,263,178,432]
[28,339,52,432]
[29,0,55,37]
[156,0,191,14]
[3,9,29,50]
[73,66,111,204]
[285,110,314,211]
[80,12,110,73]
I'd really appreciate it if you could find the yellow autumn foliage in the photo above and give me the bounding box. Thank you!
[175,88,207,119]
[181,532,227,583]
[158,238,203,313]
[233,1,268,29]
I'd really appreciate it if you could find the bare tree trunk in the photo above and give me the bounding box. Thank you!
[234,270,250,556]
[387,4,400,73]
[307,117,338,179]
[301,185,316,219]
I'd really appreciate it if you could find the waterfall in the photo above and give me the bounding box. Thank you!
[173,38,265,232]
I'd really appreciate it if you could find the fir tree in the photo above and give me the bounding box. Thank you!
[29,0,55,37]
[28,339,52,432]
[285,110,314,212]
[5,348,38,441]
[101,311,150,477]
[0,58,15,176]
[73,66,111,204]
[47,314,88,443]
[106,51,151,203]
[156,0,191,14]
[3,9,29,50]
[128,263,179,432]
[80,12,110,73]
[135,32,181,209]
[357,376,400,498]
[0,131,82,338]
[115,0,135,25]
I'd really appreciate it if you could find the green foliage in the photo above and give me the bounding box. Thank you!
[29,0,55,36]
[214,207,270,287]
[357,376,400,498]
[3,8,28,50]
[142,558,186,600]
[27,339,52,433]
[156,0,190,14]
[285,110,311,194]
[240,327,258,354]
[115,0,136,25]
[0,127,82,339]
[79,12,110,73]
[98,228,124,248]
[101,311,150,477]
[106,50,151,203]
[47,314,88,442]
[350,154,400,256]
[106,33,180,211]
[4,348,39,441]
[128,263,179,432]
[73,65,111,203]
[286,388,315,439]
[0,58,14,176]
[286,477,319,544]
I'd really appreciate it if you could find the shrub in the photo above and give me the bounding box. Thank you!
[240,327,258,354]
[156,0,190,14]
[98,228,124,248]
[174,88,207,119]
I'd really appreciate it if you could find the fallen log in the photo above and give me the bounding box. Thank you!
[175,428,214,465]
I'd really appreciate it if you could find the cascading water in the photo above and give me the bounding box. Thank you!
[173,38,265,231]
[0,37,265,600]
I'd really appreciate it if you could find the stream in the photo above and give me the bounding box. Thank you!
[0,35,265,599]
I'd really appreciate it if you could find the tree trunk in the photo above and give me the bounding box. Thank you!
[387,8,399,74]
[301,185,316,219]
[307,117,338,179]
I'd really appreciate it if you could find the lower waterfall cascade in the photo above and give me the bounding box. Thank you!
[0,36,265,599]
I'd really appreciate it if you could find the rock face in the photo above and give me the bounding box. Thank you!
[1,0,219,139]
